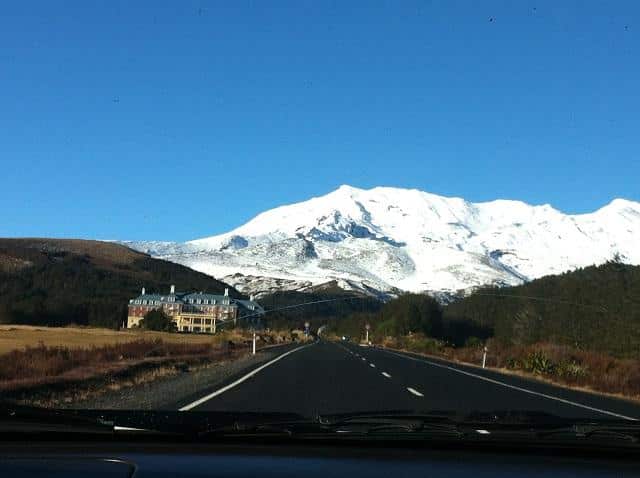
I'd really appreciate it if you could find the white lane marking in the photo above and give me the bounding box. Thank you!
[369,363,376,368]
[114,426,149,432]
[383,349,638,421]
[179,343,314,411]
[381,372,392,378]
[407,387,424,397]
[361,357,366,361]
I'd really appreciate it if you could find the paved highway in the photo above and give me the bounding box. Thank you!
[174,339,640,421]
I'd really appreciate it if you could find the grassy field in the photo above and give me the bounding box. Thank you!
[0,324,304,405]
[0,324,239,354]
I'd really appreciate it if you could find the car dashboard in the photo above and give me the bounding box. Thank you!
[2,440,640,478]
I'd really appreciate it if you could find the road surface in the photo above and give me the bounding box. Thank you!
[172,339,640,421]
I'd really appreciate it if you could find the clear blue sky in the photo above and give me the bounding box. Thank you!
[1,1,638,241]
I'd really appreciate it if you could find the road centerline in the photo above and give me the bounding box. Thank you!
[407,387,424,397]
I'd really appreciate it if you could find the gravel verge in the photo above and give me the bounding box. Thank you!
[62,344,296,410]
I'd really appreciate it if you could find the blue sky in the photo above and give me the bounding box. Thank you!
[1,1,638,241]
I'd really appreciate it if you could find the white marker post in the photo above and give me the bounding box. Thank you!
[482,346,488,369]
[365,323,370,345]
[252,330,257,355]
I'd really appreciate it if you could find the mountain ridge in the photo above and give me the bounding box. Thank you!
[122,185,640,298]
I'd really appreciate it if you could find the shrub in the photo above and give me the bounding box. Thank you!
[139,309,177,332]
[522,350,555,375]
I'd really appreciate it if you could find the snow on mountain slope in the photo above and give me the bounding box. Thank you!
[122,185,640,297]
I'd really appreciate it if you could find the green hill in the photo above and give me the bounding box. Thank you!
[443,262,640,357]
[0,238,241,329]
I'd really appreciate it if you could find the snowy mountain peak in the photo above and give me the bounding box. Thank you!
[123,187,640,298]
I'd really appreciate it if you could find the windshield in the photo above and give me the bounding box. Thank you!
[1,1,639,442]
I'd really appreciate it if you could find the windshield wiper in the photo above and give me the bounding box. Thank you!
[199,410,464,440]
[0,403,113,435]
[202,410,640,447]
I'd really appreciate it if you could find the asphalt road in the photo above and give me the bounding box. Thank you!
[173,339,640,421]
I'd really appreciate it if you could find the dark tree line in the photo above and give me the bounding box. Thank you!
[325,293,444,341]
[0,241,241,329]
[261,287,383,331]
[443,262,640,357]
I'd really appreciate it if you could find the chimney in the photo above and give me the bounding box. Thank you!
[224,288,229,297]
[141,287,146,295]
[170,284,175,294]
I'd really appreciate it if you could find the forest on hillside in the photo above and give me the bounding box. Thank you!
[0,239,240,329]
[260,286,383,331]
[444,262,640,357]
[326,263,640,358]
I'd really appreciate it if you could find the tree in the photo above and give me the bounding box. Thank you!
[139,309,177,332]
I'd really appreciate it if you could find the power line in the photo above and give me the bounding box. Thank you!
[472,293,609,313]
[238,295,369,321]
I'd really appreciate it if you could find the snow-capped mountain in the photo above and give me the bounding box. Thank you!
[122,185,640,298]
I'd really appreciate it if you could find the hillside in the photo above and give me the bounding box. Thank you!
[123,185,640,297]
[443,262,640,357]
[0,238,241,329]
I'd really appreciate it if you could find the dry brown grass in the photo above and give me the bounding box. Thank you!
[454,341,640,400]
[378,335,640,402]
[0,324,239,355]
[0,339,243,391]
[0,325,302,399]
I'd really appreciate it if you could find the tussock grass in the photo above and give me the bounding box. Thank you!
[380,334,640,401]
[0,325,302,398]
[0,339,235,391]
[0,324,240,354]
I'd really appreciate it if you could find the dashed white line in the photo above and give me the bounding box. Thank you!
[179,342,314,411]
[381,372,391,378]
[383,349,638,421]
[361,357,366,361]
[407,387,424,397]
[369,363,376,368]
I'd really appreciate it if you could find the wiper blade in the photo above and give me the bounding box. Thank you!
[200,411,464,439]
[0,403,112,435]
[536,423,640,443]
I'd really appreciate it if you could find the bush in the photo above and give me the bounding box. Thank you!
[139,309,177,332]
[464,336,484,348]
[522,350,555,375]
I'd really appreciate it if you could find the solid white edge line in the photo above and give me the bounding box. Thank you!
[179,342,314,411]
[382,372,392,378]
[384,349,637,421]
[407,387,424,397]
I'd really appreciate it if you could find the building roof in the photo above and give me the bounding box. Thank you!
[236,299,265,316]
[128,287,262,312]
